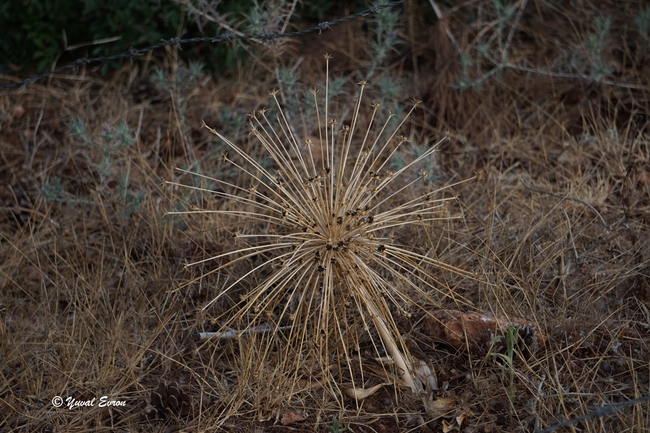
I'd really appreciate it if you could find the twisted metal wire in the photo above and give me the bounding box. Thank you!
[537,394,650,433]
[0,0,407,90]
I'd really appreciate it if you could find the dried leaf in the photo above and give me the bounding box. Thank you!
[442,419,457,432]
[423,396,456,420]
[422,310,547,356]
[343,383,387,400]
[280,410,307,425]
[413,358,438,391]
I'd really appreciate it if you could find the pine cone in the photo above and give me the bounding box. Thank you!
[147,381,191,417]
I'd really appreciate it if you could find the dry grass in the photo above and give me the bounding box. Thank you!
[1,1,649,432]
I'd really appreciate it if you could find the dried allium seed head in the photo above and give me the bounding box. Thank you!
[172,58,473,398]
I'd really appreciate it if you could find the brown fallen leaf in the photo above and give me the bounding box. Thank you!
[0,394,15,411]
[280,410,307,425]
[442,419,458,433]
[423,396,457,420]
[422,310,546,356]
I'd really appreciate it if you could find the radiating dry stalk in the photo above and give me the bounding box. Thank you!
[169,55,475,398]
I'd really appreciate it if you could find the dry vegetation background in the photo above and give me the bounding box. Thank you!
[1,0,650,431]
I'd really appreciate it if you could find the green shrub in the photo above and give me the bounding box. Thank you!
[0,0,191,72]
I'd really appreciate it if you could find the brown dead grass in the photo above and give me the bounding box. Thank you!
[1,0,649,431]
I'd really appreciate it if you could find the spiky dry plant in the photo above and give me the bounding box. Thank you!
[169,56,475,399]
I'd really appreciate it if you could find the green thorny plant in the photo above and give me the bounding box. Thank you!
[152,62,205,160]
[452,1,648,92]
[327,415,353,433]
[43,120,139,214]
[169,56,476,398]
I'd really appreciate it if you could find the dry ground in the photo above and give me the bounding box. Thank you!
[1,1,649,432]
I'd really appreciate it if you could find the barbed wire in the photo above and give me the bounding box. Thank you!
[0,0,407,91]
[537,394,650,433]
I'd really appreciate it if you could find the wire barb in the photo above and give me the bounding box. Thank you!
[317,22,332,34]
[162,37,183,50]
